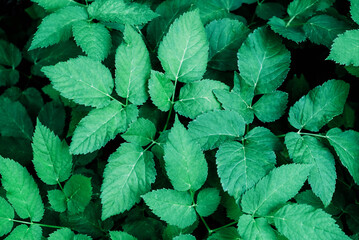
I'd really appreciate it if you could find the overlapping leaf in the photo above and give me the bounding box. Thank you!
[148,70,174,112]
[0,197,14,237]
[196,188,221,217]
[237,215,276,240]
[327,30,359,66]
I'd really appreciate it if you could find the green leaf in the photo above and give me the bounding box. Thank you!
[38,101,66,136]
[164,117,208,191]
[241,164,310,216]
[72,21,111,62]
[29,6,88,50]
[208,227,240,240]
[101,143,156,220]
[287,0,320,20]
[64,175,92,214]
[268,16,307,43]
[158,10,209,83]
[274,204,350,240]
[327,30,359,66]
[110,231,137,240]
[148,70,174,112]
[174,80,229,119]
[285,133,336,206]
[121,118,156,146]
[0,197,14,237]
[288,80,350,132]
[244,127,282,152]
[87,0,158,25]
[237,215,276,240]
[70,102,138,155]
[0,157,44,221]
[295,190,324,209]
[196,188,221,217]
[30,0,78,12]
[173,234,196,240]
[253,91,288,123]
[327,128,359,185]
[205,18,249,71]
[216,141,276,201]
[188,110,245,150]
[48,228,74,240]
[237,27,291,94]
[0,67,19,87]
[42,56,114,108]
[142,189,196,228]
[350,0,359,24]
[32,120,72,185]
[0,97,33,140]
[115,25,150,105]
[304,15,349,47]
[256,3,285,20]
[0,40,22,68]
[48,189,67,212]
[5,224,42,240]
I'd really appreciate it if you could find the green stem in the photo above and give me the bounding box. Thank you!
[211,221,238,233]
[276,134,286,138]
[161,78,178,132]
[57,180,69,202]
[199,214,213,235]
[299,132,328,139]
[10,219,64,229]
[286,16,296,27]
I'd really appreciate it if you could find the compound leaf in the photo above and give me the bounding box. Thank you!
[42,56,114,108]
[158,10,209,83]
[241,164,310,216]
[64,175,92,214]
[5,224,42,240]
[0,156,44,221]
[237,215,276,240]
[121,118,156,146]
[327,30,359,66]
[142,189,196,229]
[0,197,14,237]
[253,91,288,123]
[244,127,282,152]
[30,0,77,12]
[0,39,22,68]
[48,189,67,213]
[148,70,174,112]
[101,143,156,220]
[196,188,221,217]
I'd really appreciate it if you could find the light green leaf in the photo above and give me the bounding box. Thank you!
[64,175,92,214]
[268,16,307,43]
[48,228,74,240]
[0,97,33,140]
[115,25,150,105]
[327,128,359,185]
[87,0,158,25]
[72,21,111,62]
[0,197,14,237]
[148,70,174,112]
[0,40,22,68]
[256,2,285,20]
[274,204,350,240]
[187,110,245,150]
[196,188,221,217]
[253,91,288,123]
[237,27,291,94]
[304,15,349,47]
[5,224,42,240]
[158,10,209,83]
[110,231,137,240]
[288,80,349,132]
[287,0,320,20]
[29,6,88,50]
[205,18,249,71]
[142,189,196,228]
[164,117,208,191]
[237,215,276,240]
[350,0,359,24]
[173,234,196,240]
[121,118,156,146]
[216,141,276,201]
[101,143,156,220]
[241,164,310,216]
[32,120,72,185]
[42,56,114,108]
[0,157,44,221]
[31,0,78,12]
[285,133,336,206]
[174,80,229,119]
[48,189,67,213]
[74,235,92,240]
[327,30,359,66]
[70,102,138,155]
[244,127,282,152]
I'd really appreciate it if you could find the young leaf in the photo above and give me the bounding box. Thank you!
[252,91,288,123]
[288,80,349,132]
[42,56,114,108]
[110,231,137,240]
[237,27,291,94]
[148,70,174,112]
[158,10,209,83]
[29,6,88,50]
[285,133,336,206]
[63,175,92,214]
[142,189,196,228]
[121,118,156,146]
[164,117,208,192]
[87,0,158,25]
[205,18,250,71]
[216,141,276,201]
[241,164,311,216]
[274,204,350,240]
[0,40,22,68]
[48,189,67,212]
[350,0,359,24]
[174,79,229,119]
[32,120,72,185]
[268,16,307,43]
[115,24,150,105]
[196,188,221,217]
[326,128,359,184]
[287,0,320,20]
[101,143,156,220]
[237,215,276,240]
[70,102,138,155]
[0,197,14,237]
[72,21,111,62]
[187,110,245,150]
[5,224,42,240]
[327,30,359,66]
[0,156,44,221]
[31,0,78,12]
